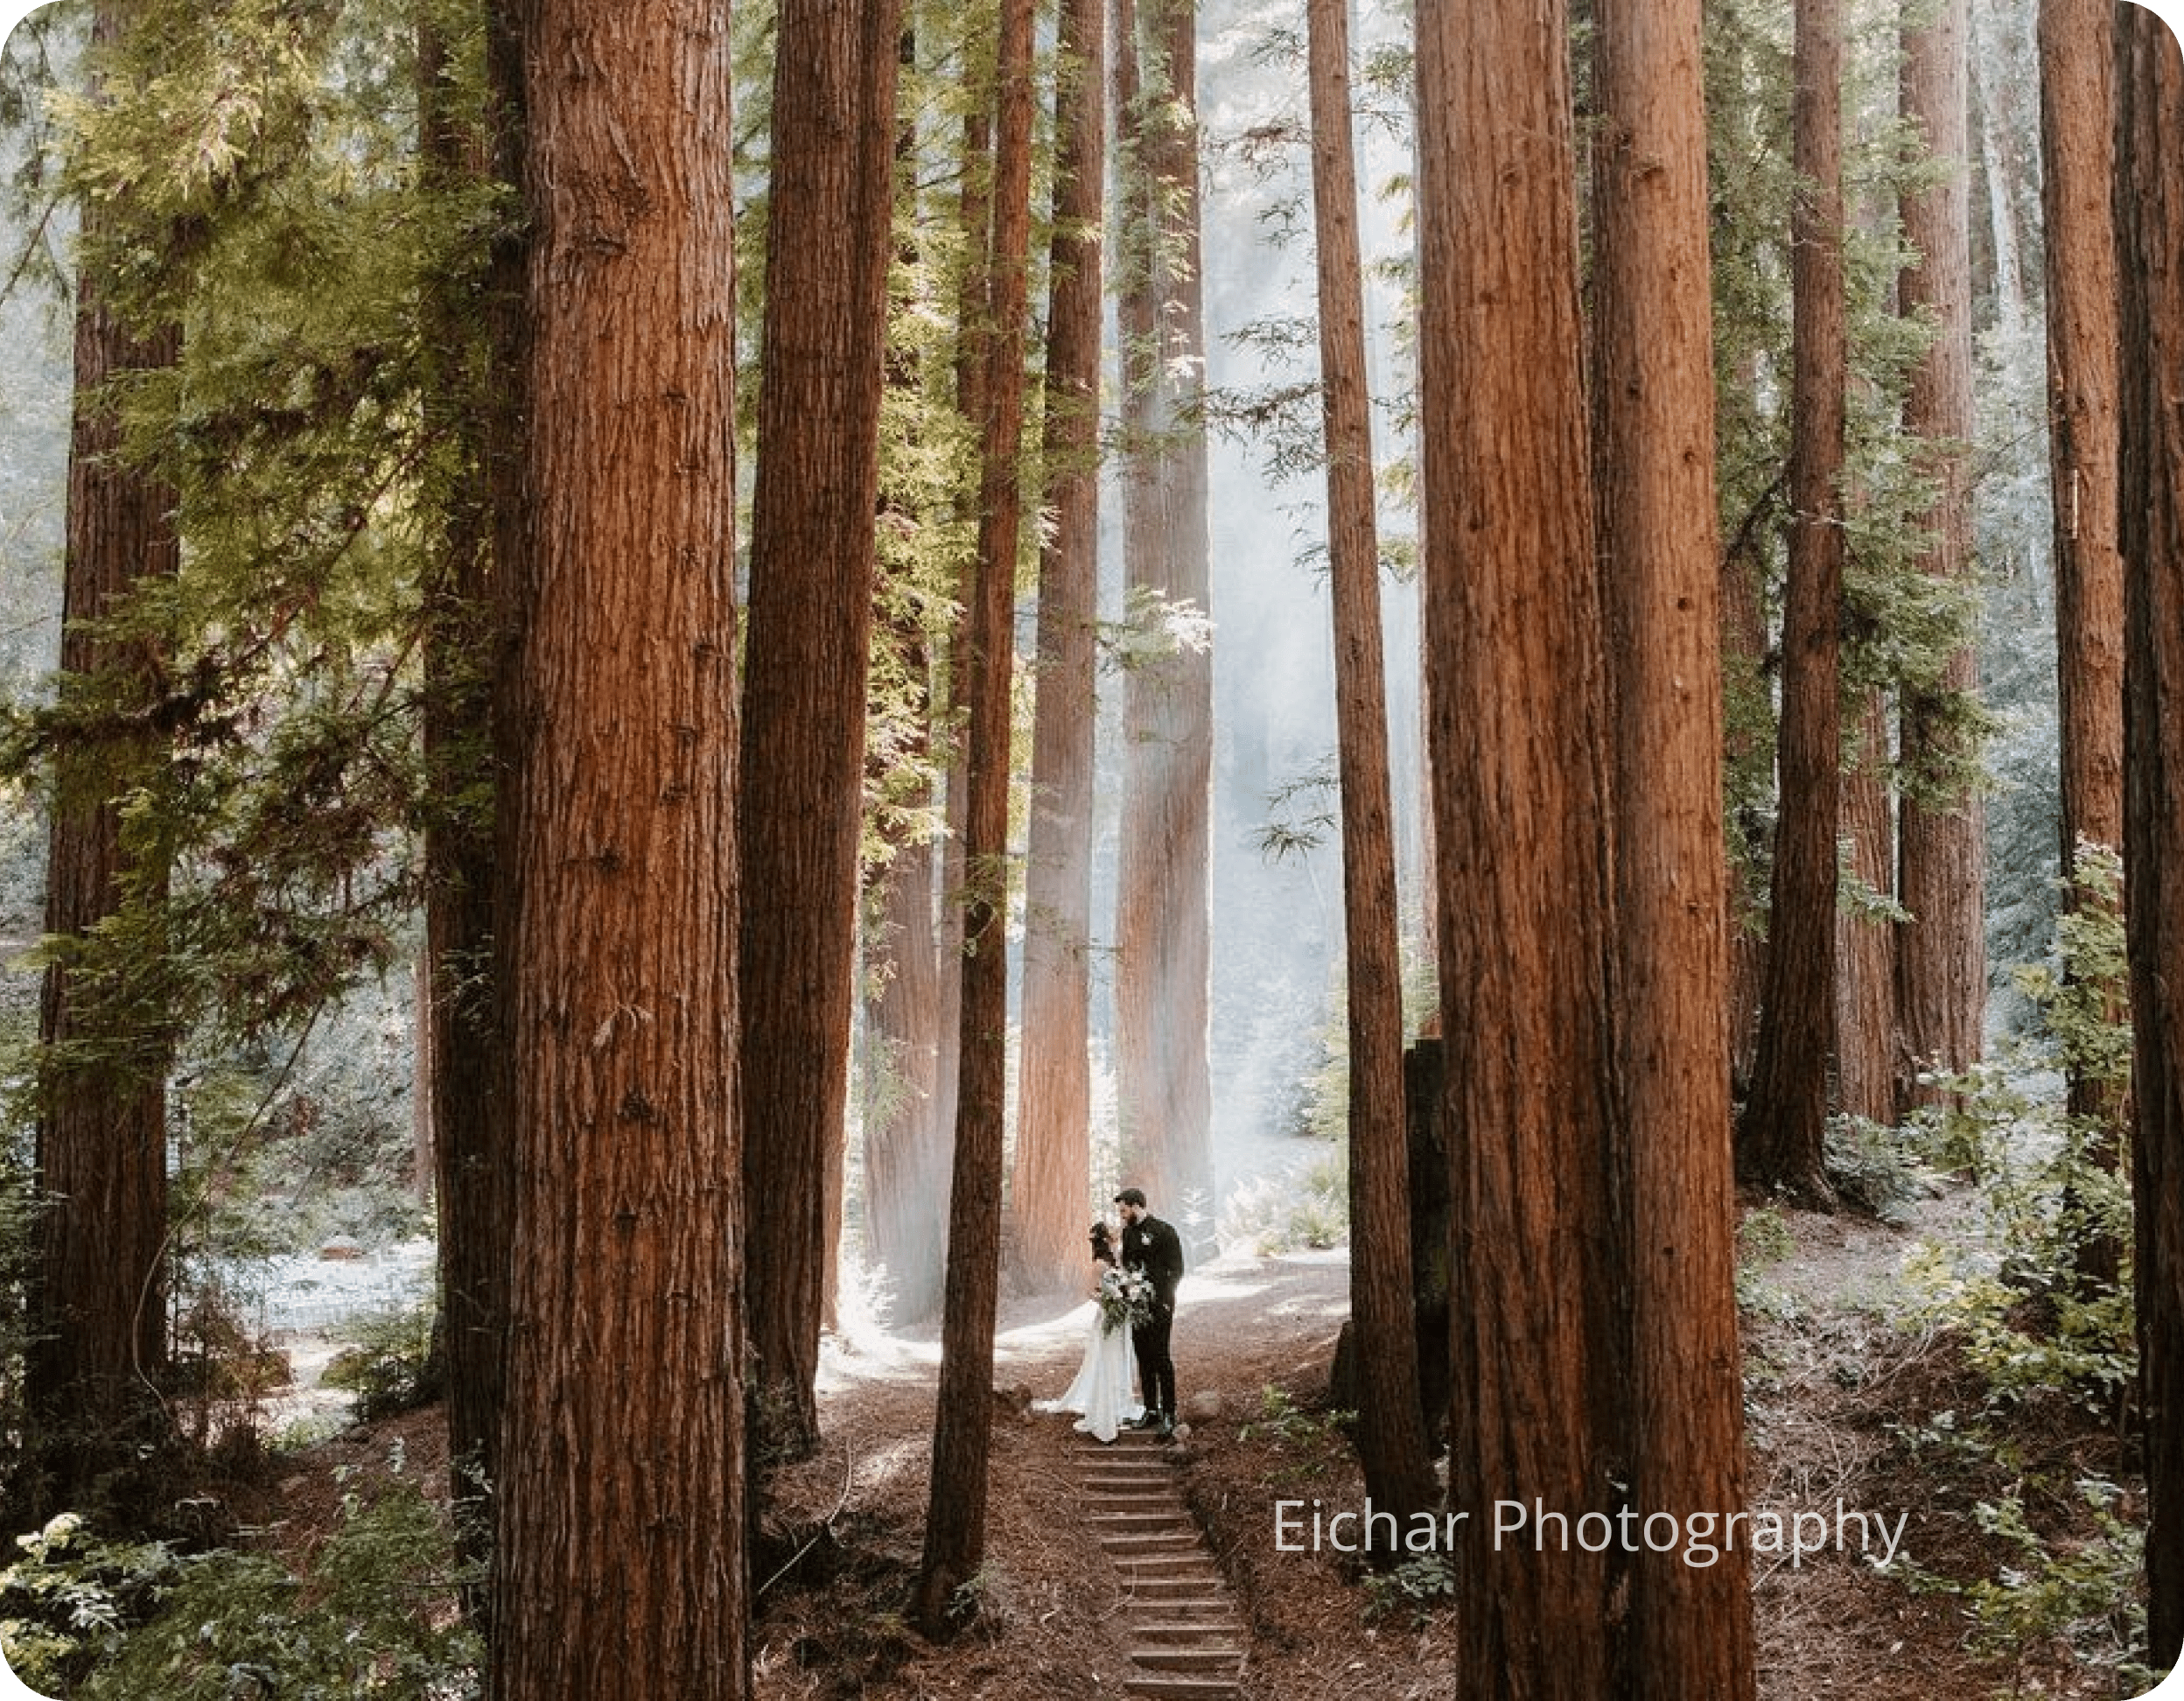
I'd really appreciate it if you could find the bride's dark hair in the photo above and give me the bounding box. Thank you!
[1088,1221,1115,1260]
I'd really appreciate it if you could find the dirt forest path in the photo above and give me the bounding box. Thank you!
[754,1251,1386,1701]
[749,1193,2090,1701]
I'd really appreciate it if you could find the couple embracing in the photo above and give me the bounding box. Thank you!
[1046,1187,1184,1443]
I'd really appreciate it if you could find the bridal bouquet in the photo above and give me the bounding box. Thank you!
[1097,1267,1154,1336]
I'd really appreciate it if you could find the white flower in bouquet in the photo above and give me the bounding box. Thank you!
[1097,1266,1154,1335]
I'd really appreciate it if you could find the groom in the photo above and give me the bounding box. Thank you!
[1116,1187,1184,1437]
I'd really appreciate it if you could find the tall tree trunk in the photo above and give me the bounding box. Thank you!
[1306,0,1434,1539]
[490,4,746,1694]
[2040,0,2126,1146]
[916,0,1035,1634]
[1418,3,1629,1693]
[1592,0,1757,1690]
[1012,0,1105,1298]
[417,3,519,1612]
[1115,0,1214,1235]
[1739,0,1846,1208]
[1836,691,1896,1125]
[1894,0,1984,1111]
[1738,0,1843,1214]
[2117,8,2184,1671]
[738,0,904,1463]
[27,6,179,1512]
[934,81,995,1173]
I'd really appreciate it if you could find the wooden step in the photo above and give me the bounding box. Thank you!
[1132,1621,1244,1643]
[1121,1677,1242,1701]
[1100,1534,1201,1558]
[1130,1647,1245,1674]
[1111,1550,1219,1572]
[1116,1593,1231,1615]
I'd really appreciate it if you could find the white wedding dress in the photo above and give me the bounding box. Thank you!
[1040,1298,1143,1443]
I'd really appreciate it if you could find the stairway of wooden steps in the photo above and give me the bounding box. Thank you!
[1072,1428,1246,1701]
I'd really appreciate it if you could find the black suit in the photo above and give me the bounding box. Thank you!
[1123,1212,1184,1418]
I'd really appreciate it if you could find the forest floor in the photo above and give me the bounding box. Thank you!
[261,1182,2151,1701]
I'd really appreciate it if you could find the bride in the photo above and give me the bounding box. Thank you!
[1040,1222,1144,1443]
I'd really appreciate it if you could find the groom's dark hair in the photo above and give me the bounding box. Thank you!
[1114,1186,1147,1208]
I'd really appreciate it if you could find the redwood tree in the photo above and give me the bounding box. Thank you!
[1011,0,1105,1297]
[916,0,1036,1634]
[26,4,180,1512]
[1894,0,1984,1109]
[1306,0,1433,1539]
[2117,8,2184,1670]
[1739,0,1847,1208]
[1837,694,1896,1125]
[1418,1,1628,1691]
[738,0,904,1460]
[1592,0,1757,1686]
[490,3,746,1693]
[2039,0,2127,1144]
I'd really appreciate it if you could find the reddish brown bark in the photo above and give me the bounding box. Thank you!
[1418,2,1629,1691]
[1836,691,1897,1125]
[2040,0,2128,1148]
[27,12,180,1506]
[738,0,905,1460]
[1306,0,1434,1536]
[1740,0,1846,1208]
[917,0,1037,1634]
[490,3,746,1692]
[1592,0,1758,1687]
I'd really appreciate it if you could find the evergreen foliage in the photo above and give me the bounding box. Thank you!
[1906,846,2135,1411]
[0,1473,481,1699]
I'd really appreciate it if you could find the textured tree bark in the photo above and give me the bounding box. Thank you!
[1836,691,1897,1126]
[1591,0,1757,1689]
[738,0,904,1461]
[916,0,1036,1634]
[1894,0,1985,1111]
[932,86,994,1177]
[1740,0,1846,1208]
[2117,10,2184,1670]
[1012,0,1105,1298]
[1418,2,1629,1692]
[1306,0,1435,1538]
[2040,0,2127,1154]
[1114,0,1214,1232]
[28,9,179,1510]
[489,2,746,1693]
